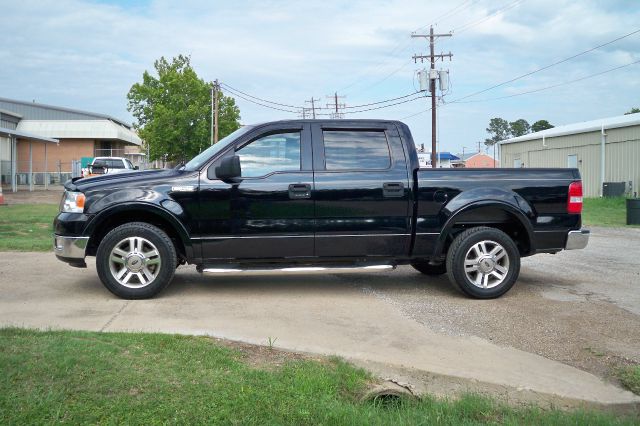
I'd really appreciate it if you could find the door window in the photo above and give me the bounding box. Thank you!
[513,158,522,168]
[323,131,391,170]
[237,132,301,177]
[567,154,578,168]
[108,159,125,169]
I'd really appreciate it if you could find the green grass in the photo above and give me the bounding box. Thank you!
[582,197,638,227]
[0,204,58,251]
[618,365,640,395]
[0,329,635,425]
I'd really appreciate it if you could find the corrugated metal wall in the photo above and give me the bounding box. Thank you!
[500,124,640,197]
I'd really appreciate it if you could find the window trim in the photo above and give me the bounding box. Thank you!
[320,129,393,172]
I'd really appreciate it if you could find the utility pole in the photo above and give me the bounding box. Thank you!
[305,97,320,119]
[412,26,452,169]
[213,79,220,144]
[326,92,346,119]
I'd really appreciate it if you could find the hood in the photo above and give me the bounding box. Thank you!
[66,169,188,192]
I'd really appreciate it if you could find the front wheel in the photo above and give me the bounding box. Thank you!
[96,222,177,299]
[446,227,520,299]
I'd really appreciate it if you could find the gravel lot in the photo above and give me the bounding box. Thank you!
[343,225,640,381]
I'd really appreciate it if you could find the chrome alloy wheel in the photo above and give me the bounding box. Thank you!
[108,237,162,288]
[463,240,510,289]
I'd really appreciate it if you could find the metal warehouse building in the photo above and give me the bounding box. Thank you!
[499,114,640,197]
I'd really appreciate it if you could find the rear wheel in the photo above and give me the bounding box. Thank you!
[96,222,176,299]
[446,226,520,299]
[411,260,446,276]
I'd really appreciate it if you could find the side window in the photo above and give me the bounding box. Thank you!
[323,131,391,170]
[108,159,125,169]
[237,132,301,177]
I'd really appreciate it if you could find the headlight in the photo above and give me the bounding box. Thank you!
[60,191,86,213]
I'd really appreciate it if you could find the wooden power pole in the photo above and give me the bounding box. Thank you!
[213,79,220,144]
[412,26,452,168]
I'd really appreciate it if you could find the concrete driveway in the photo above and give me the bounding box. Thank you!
[1,226,639,412]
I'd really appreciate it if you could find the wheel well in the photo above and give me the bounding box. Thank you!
[86,210,186,260]
[442,207,531,257]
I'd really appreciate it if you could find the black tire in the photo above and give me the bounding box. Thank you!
[411,260,447,276]
[96,222,177,299]
[446,226,520,299]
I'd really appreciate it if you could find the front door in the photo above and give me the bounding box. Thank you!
[197,123,314,261]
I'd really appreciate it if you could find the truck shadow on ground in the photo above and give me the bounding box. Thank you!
[164,266,463,299]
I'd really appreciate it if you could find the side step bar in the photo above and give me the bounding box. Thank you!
[199,264,395,276]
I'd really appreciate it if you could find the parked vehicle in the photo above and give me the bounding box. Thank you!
[54,120,589,299]
[81,157,138,177]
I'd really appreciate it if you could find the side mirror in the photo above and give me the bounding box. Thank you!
[213,155,242,182]
[134,165,139,170]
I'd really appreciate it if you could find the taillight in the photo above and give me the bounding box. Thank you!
[567,181,583,214]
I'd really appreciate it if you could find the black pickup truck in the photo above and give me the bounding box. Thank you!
[54,119,589,299]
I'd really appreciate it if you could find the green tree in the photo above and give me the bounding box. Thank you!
[127,55,241,162]
[625,107,640,115]
[485,117,511,147]
[531,120,554,133]
[509,119,530,137]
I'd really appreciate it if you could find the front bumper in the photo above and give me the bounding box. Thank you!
[565,229,590,250]
[54,235,89,266]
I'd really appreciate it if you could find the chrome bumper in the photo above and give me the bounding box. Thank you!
[565,229,590,250]
[53,235,89,259]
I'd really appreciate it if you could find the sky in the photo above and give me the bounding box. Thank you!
[1,0,639,155]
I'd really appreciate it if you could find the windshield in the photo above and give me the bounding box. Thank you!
[183,126,254,171]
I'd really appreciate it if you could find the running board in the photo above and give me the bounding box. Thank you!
[199,264,395,276]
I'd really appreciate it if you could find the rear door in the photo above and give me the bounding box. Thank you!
[311,123,412,257]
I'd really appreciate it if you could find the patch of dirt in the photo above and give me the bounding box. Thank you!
[210,337,326,370]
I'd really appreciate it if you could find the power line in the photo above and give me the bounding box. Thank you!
[219,82,299,108]
[342,91,422,109]
[452,59,640,103]
[319,93,427,115]
[222,86,300,114]
[453,27,640,102]
[400,59,640,120]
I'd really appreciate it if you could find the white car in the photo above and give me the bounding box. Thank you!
[83,157,138,177]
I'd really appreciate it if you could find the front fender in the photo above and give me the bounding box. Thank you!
[84,201,192,251]
[433,188,535,257]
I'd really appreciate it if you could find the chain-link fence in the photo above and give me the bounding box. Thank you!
[2,159,82,188]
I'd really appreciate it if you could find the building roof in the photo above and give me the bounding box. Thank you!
[417,152,461,161]
[17,120,142,146]
[0,97,133,129]
[499,113,640,145]
[0,126,59,144]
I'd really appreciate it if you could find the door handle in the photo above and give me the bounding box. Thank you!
[383,182,404,198]
[288,183,311,199]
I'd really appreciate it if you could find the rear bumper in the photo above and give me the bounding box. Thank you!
[565,229,590,250]
[54,235,89,267]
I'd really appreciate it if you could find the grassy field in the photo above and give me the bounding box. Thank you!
[618,366,640,396]
[583,197,636,227]
[0,329,635,425]
[0,204,58,251]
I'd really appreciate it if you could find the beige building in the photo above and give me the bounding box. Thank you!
[0,97,143,191]
[499,114,640,197]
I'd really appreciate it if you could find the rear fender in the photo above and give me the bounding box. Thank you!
[433,188,535,257]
